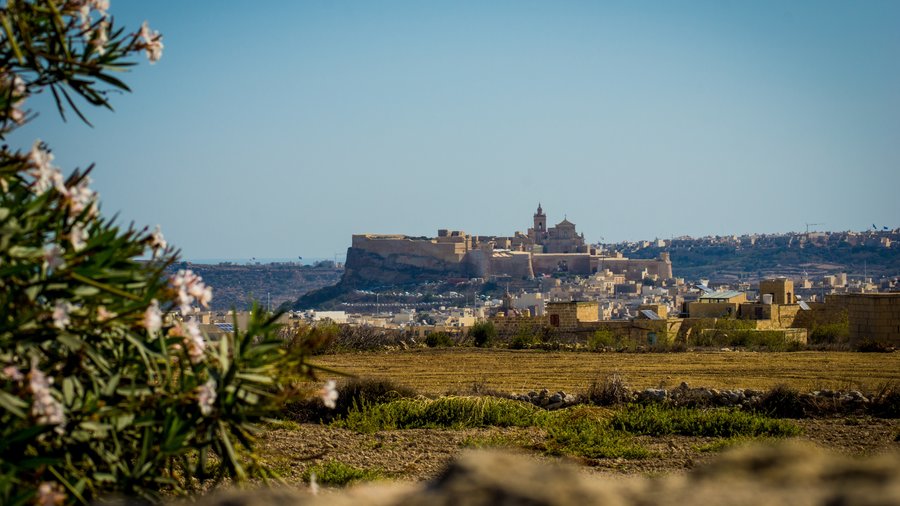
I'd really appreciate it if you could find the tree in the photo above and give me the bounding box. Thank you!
[0,2,327,503]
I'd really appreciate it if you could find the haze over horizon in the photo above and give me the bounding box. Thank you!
[7,1,899,259]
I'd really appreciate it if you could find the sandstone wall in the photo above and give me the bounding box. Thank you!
[532,253,592,275]
[352,235,466,264]
[831,293,900,346]
[487,251,534,279]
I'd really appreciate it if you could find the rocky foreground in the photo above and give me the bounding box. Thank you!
[188,442,900,506]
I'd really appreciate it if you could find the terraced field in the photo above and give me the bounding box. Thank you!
[311,349,900,395]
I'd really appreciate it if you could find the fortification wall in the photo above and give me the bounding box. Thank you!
[532,253,592,275]
[463,250,491,278]
[352,234,467,263]
[594,257,672,279]
[488,251,534,279]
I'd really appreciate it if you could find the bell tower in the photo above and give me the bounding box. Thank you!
[533,203,547,245]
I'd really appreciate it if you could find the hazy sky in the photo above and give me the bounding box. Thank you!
[9,1,899,260]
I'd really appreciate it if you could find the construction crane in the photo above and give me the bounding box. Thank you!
[805,223,823,234]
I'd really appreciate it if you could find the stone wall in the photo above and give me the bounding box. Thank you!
[830,293,900,346]
[352,235,467,264]
[532,253,592,275]
[487,251,534,279]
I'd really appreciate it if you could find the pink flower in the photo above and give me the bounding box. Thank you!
[183,319,206,364]
[148,225,167,258]
[170,269,212,315]
[143,299,162,333]
[29,364,66,432]
[52,300,73,330]
[140,21,164,63]
[4,73,27,125]
[2,365,23,382]
[36,481,66,506]
[319,380,338,409]
[27,141,66,196]
[197,378,217,416]
[65,175,97,220]
[69,224,88,251]
[96,306,116,322]
[43,244,65,272]
[91,18,109,54]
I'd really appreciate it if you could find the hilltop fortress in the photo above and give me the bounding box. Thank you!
[342,205,672,287]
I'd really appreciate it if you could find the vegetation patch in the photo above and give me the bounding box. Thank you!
[302,460,384,487]
[335,396,542,433]
[425,332,454,348]
[692,436,775,453]
[541,406,649,459]
[610,404,801,438]
[469,322,498,347]
[460,433,534,449]
[284,377,418,423]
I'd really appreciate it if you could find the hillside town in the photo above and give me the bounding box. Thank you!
[176,207,899,350]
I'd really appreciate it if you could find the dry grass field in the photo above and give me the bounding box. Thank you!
[311,349,900,395]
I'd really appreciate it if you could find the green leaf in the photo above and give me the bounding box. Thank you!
[0,391,28,418]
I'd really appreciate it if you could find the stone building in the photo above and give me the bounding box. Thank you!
[528,204,588,253]
[343,205,672,286]
[546,301,599,330]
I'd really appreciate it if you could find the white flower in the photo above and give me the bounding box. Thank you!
[52,300,73,330]
[91,0,109,15]
[319,380,338,409]
[36,481,66,506]
[96,305,116,322]
[143,299,162,333]
[171,269,212,315]
[65,175,97,220]
[5,74,27,125]
[309,472,319,496]
[140,21,164,63]
[69,224,88,251]
[29,364,66,432]
[148,225,167,258]
[43,244,65,272]
[27,141,66,196]
[91,18,108,54]
[197,378,216,416]
[2,365,23,382]
[183,319,206,364]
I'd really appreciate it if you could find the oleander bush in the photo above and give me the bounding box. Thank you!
[0,2,327,503]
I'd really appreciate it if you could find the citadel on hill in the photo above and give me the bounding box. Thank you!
[343,204,671,287]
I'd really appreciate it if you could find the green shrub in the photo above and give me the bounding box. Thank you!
[334,396,542,433]
[609,404,801,438]
[303,460,383,487]
[809,322,850,345]
[588,330,616,350]
[469,321,497,348]
[541,406,648,459]
[425,332,454,348]
[0,4,326,503]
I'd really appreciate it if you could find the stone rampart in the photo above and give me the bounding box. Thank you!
[532,253,592,275]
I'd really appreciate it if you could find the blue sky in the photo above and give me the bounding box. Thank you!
[9,1,900,260]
